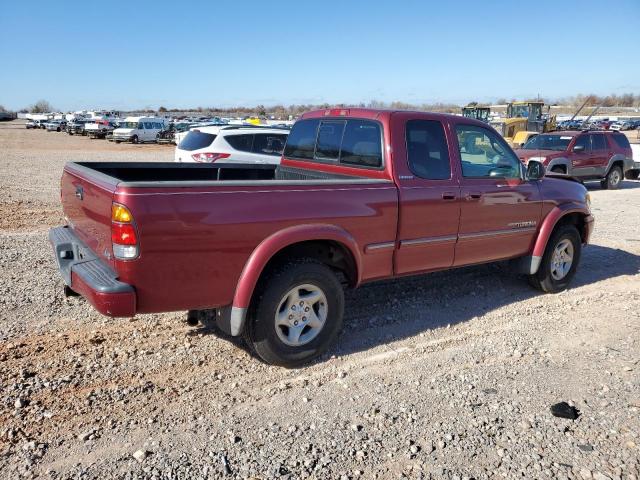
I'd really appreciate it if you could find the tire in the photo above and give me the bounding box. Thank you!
[244,259,344,367]
[528,224,581,293]
[115,140,121,144]
[625,169,639,180]
[601,165,623,190]
[132,135,138,144]
[550,166,565,174]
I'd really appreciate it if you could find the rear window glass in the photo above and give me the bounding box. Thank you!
[225,134,253,152]
[178,130,217,151]
[316,121,346,160]
[611,133,630,149]
[253,133,287,156]
[406,120,451,180]
[340,120,382,168]
[283,119,320,159]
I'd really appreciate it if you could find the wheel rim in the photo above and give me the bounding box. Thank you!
[550,239,574,281]
[610,169,621,186]
[275,283,327,347]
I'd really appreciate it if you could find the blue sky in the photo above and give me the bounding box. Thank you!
[1,0,639,111]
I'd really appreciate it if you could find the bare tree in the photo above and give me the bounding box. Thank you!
[30,100,54,113]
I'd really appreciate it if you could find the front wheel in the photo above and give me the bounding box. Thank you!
[528,224,581,293]
[244,260,344,367]
[601,165,623,189]
[132,135,139,144]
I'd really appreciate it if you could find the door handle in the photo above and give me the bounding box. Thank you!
[442,192,456,200]
[465,192,482,200]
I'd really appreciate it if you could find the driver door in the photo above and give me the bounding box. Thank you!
[453,123,542,266]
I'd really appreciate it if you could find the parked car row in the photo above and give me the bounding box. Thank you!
[556,118,640,131]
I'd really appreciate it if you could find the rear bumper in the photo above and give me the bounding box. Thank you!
[49,226,136,317]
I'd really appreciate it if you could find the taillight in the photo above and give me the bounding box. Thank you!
[111,202,138,260]
[191,152,230,162]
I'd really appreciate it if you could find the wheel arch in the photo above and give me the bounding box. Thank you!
[220,224,362,336]
[233,224,361,308]
[525,206,592,274]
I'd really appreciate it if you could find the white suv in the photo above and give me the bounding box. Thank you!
[174,126,289,164]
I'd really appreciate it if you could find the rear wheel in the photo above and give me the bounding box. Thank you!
[550,166,565,174]
[244,259,344,367]
[625,169,639,180]
[528,224,581,293]
[601,165,623,189]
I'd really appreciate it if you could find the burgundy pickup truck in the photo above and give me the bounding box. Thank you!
[50,109,594,366]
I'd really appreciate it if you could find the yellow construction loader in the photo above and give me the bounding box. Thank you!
[462,104,491,123]
[490,101,557,147]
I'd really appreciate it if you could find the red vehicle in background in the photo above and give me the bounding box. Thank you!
[50,109,594,366]
[514,130,634,189]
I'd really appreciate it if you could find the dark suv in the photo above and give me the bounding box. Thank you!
[515,130,634,189]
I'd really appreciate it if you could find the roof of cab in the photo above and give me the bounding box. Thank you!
[300,107,488,127]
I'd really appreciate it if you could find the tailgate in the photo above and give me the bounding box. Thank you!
[61,164,118,269]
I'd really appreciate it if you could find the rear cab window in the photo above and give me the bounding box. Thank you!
[178,131,217,151]
[283,118,383,168]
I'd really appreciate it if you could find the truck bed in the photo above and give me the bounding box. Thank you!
[71,162,366,185]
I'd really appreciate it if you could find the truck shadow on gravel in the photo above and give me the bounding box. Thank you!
[195,244,639,365]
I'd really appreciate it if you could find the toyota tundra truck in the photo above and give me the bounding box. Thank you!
[50,109,594,367]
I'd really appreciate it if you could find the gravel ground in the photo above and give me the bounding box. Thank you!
[1,120,639,480]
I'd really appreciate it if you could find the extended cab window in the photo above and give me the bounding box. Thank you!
[283,119,320,159]
[226,134,254,152]
[456,125,520,178]
[406,120,451,180]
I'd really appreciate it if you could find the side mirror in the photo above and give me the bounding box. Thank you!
[573,145,585,153]
[526,160,545,181]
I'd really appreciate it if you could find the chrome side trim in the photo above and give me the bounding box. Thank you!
[458,227,537,240]
[364,242,395,253]
[400,235,457,247]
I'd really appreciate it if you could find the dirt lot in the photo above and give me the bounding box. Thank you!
[0,120,639,479]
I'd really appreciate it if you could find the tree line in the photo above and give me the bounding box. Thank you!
[9,93,640,117]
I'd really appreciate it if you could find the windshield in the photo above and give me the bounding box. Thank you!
[522,134,572,151]
[120,122,140,129]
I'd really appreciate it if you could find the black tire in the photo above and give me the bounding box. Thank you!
[550,166,565,174]
[132,135,139,144]
[528,224,581,293]
[625,169,639,180]
[601,165,623,190]
[244,259,344,367]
